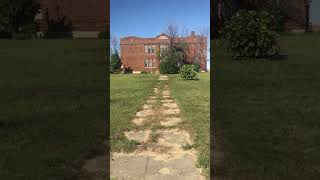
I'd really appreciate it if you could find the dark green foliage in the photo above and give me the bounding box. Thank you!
[110,50,122,73]
[158,44,187,74]
[179,64,199,80]
[160,58,179,74]
[98,30,107,39]
[192,63,200,72]
[224,10,279,59]
[140,71,149,74]
[0,0,39,39]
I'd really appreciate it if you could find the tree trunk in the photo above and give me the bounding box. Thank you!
[305,4,310,32]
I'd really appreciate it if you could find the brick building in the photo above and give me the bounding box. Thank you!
[35,0,107,38]
[120,32,207,73]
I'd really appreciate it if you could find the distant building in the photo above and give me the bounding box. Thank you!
[34,0,107,38]
[120,32,207,73]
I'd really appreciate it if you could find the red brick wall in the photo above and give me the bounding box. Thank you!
[35,0,107,32]
[285,0,306,30]
[120,33,207,72]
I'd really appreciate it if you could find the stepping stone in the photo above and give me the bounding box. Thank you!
[111,154,149,180]
[163,109,180,116]
[145,154,204,180]
[148,96,156,99]
[162,90,171,96]
[154,88,159,94]
[162,95,171,99]
[147,99,157,104]
[143,104,153,109]
[158,75,168,81]
[161,99,174,103]
[124,130,151,143]
[159,129,191,147]
[133,117,147,126]
[136,109,154,117]
[160,117,182,127]
[162,103,178,108]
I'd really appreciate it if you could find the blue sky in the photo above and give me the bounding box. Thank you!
[311,1,320,25]
[110,0,211,69]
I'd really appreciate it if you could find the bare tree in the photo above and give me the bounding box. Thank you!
[110,34,119,53]
[165,23,179,47]
[194,27,209,69]
[180,24,190,37]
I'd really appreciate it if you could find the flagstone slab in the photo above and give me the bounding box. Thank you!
[124,130,151,143]
[158,75,168,81]
[162,103,178,108]
[161,99,174,103]
[110,154,149,180]
[163,108,180,115]
[133,117,147,126]
[145,154,204,180]
[160,117,182,127]
[162,95,171,99]
[136,109,154,117]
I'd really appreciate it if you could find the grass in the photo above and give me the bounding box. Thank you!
[168,73,210,175]
[213,34,320,179]
[0,40,106,179]
[110,74,158,152]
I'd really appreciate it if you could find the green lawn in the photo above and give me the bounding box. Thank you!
[0,40,106,179]
[168,73,210,175]
[213,34,320,179]
[110,74,158,152]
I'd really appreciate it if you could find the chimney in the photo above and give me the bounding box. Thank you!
[191,31,195,36]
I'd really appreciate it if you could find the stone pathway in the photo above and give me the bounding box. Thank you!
[110,75,204,180]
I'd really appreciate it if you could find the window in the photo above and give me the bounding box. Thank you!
[148,59,153,67]
[145,45,156,54]
[144,45,148,53]
[151,46,155,53]
[144,59,148,67]
[144,59,156,68]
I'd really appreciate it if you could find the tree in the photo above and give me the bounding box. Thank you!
[110,50,122,73]
[0,0,39,38]
[304,0,311,32]
[110,34,122,73]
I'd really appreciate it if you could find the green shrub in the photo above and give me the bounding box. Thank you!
[179,64,199,80]
[110,50,122,72]
[140,71,149,74]
[98,30,107,39]
[223,10,279,59]
[160,59,179,74]
[192,63,200,72]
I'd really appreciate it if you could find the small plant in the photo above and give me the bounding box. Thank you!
[140,71,149,74]
[223,10,279,59]
[196,153,209,169]
[179,64,199,80]
[124,67,133,74]
[182,143,194,150]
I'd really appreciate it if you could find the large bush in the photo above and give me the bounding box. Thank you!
[223,10,279,59]
[179,64,199,80]
[159,47,184,74]
[0,0,39,39]
[160,58,179,74]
